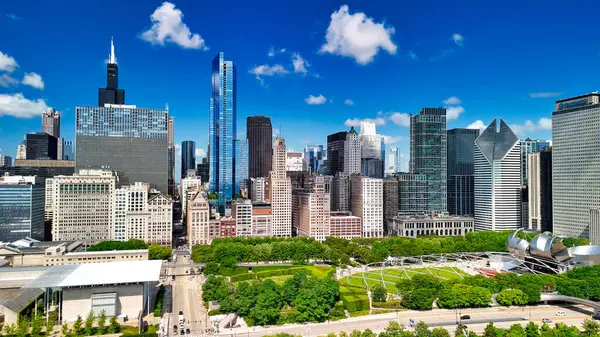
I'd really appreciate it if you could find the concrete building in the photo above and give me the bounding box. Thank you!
[251,203,272,237]
[396,173,429,215]
[168,117,175,197]
[447,128,478,216]
[147,193,173,246]
[270,138,292,237]
[350,176,383,238]
[359,122,383,179]
[187,192,210,246]
[16,142,26,160]
[390,215,474,238]
[329,211,362,239]
[42,108,60,138]
[62,140,74,161]
[286,151,305,172]
[52,170,116,245]
[232,199,252,237]
[180,174,202,217]
[293,176,330,241]
[247,177,267,203]
[303,145,324,174]
[553,93,600,239]
[115,183,150,242]
[410,107,447,214]
[383,177,399,234]
[0,176,45,242]
[474,119,521,231]
[219,217,236,239]
[388,147,401,173]
[0,155,12,168]
[521,138,550,186]
[528,149,553,232]
[344,127,361,175]
[44,178,54,222]
[10,159,75,180]
[331,172,350,212]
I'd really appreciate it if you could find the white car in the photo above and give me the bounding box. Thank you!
[555,311,566,316]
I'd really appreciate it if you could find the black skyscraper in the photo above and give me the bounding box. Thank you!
[447,128,478,216]
[25,132,58,160]
[181,140,196,179]
[327,131,347,176]
[539,149,553,232]
[247,116,272,178]
[98,38,125,106]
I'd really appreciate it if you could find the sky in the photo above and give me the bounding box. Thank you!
[1,0,599,179]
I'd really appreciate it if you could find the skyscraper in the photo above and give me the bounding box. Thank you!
[247,116,272,178]
[388,147,401,173]
[76,105,169,193]
[181,140,196,179]
[521,138,550,185]
[235,135,249,194]
[168,117,175,196]
[98,38,125,106]
[42,108,60,138]
[62,140,74,160]
[410,107,447,214]
[209,52,237,206]
[474,119,521,231]
[327,131,347,176]
[0,176,45,242]
[359,121,384,178]
[350,176,383,238]
[26,132,58,160]
[344,127,361,175]
[303,145,324,173]
[447,128,478,216]
[553,93,600,239]
[270,138,292,237]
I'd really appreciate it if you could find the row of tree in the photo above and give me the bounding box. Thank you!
[202,270,342,325]
[0,310,120,337]
[87,239,172,260]
[191,231,521,266]
[268,319,600,337]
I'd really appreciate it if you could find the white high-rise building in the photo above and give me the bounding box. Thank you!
[350,176,383,238]
[270,138,292,237]
[52,170,116,245]
[232,199,253,237]
[45,178,54,221]
[16,142,26,160]
[187,192,210,246]
[474,119,521,231]
[293,176,331,242]
[180,174,202,217]
[359,121,382,159]
[286,151,305,172]
[248,177,267,203]
[344,127,361,175]
[553,93,600,240]
[147,193,173,246]
[389,147,401,173]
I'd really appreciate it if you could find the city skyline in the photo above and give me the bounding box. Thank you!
[0,0,576,179]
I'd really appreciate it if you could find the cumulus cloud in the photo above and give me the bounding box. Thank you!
[141,2,208,50]
[291,52,309,74]
[466,120,486,133]
[0,74,19,87]
[268,47,275,57]
[452,33,464,46]
[319,5,397,65]
[249,64,289,84]
[388,112,411,127]
[446,106,465,121]
[510,118,552,137]
[22,72,44,90]
[305,94,327,105]
[344,99,355,105]
[0,51,18,73]
[344,117,385,127]
[528,92,563,99]
[195,148,206,157]
[382,135,403,144]
[443,96,462,105]
[0,93,50,118]
[273,128,281,136]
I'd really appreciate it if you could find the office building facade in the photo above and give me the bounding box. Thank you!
[303,145,324,173]
[397,173,429,215]
[167,117,175,197]
[26,132,58,160]
[359,121,383,178]
[350,176,383,238]
[62,141,74,160]
[474,119,521,231]
[0,155,12,168]
[388,147,401,173]
[0,176,45,242]
[270,138,292,237]
[327,131,347,176]
[391,215,474,238]
[447,128,478,216]
[383,177,399,234]
[329,211,362,239]
[42,108,60,138]
[344,127,361,175]
[187,192,210,246]
[98,38,125,106]
[521,138,550,186]
[181,141,196,180]
[248,177,267,203]
[235,136,249,193]
[232,199,252,237]
[331,172,350,212]
[196,157,209,185]
[16,142,26,160]
[293,176,331,242]
[252,203,273,237]
[410,107,447,214]
[76,104,169,193]
[527,149,552,232]
[247,116,272,178]
[286,152,305,172]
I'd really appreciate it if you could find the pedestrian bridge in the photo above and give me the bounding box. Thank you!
[541,294,600,313]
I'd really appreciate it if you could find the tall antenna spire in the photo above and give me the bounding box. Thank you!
[109,37,116,64]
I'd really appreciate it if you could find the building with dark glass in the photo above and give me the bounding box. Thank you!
[209,52,237,205]
[247,116,272,178]
[447,128,478,216]
[26,132,58,160]
[396,173,429,215]
[75,105,169,193]
[410,107,447,214]
[196,157,209,186]
[98,38,125,106]
[303,145,324,173]
[528,148,552,232]
[181,140,196,179]
[0,176,45,241]
[327,131,347,176]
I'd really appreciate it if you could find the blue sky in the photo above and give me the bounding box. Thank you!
[1,0,598,177]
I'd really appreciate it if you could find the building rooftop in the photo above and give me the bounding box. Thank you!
[66,249,148,256]
[0,288,44,313]
[22,260,162,289]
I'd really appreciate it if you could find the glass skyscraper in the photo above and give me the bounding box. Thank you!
[447,128,478,216]
[0,177,45,242]
[303,145,324,173]
[209,52,237,205]
[181,140,196,179]
[410,107,447,214]
[235,135,248,194]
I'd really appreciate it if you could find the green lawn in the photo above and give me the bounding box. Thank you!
[339,267,466,293]
[218,265,297,276]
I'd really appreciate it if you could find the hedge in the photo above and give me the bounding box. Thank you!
[340,285,370,313]
[372,300,402,309]
[153,285,165,317]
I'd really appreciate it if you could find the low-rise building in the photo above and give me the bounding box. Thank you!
[187,192,209,246]
[252,203,272,237]
[390,215,474,238]
[329,211,362,239]
[219,217,236,239]
[232,199,252,237]
[0,176,45,242]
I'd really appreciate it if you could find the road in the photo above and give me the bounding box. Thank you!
[217,305,595,337]
[167,255,208,336]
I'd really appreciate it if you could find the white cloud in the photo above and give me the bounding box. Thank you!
[528,92,563,99]
[291,53,309,74]
[174,143,181,150]
[0,93,50,118]
[273,128,281,136]
[249,64,289,84]
[443,96,462,105]
[445,106,465,121]
[344,99,355,105]
[140,2,208,50]
[22,72,44,90]
[382,135,403,144]
[268,47,275,57]
[280,48,286,53]
[509,118,552,137]
[407,50,418,60]
[452,33,464,46]
[195,148,206,157]
[0,73,19,87]
[388,112,411,127]
[0,51,18,73]
[466,120,486,133]
[305,94,327,105]
[344,117,385,127]
[319,5,397,65]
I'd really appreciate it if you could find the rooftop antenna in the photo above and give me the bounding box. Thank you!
[109,37,116,64]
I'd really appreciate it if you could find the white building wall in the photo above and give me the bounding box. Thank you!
[528,153,541,231]
[148,194,173,246]
[344,132,361,175]
[233,200,252,237]
[270,138,292,237]
[351,176,383,238]
[61,283,144,322]
[45,178,54,221]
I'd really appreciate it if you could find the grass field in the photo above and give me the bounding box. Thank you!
[218,265,299,276]
[339,267,466,293]
[228,265,335,283]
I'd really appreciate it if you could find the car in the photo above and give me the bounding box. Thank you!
[556,311,566,316]
[186,329,190,334]
[173,331,177,336]
[542,318,552,323]
[460,315,471,320]
[180,330,185,335]
[173,325,178,331]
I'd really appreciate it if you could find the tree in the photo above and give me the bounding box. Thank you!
[415,321,430,337]
[97,310,107,334]
[401,288,436,310]
[16,317,29,337]
[72,316,82,336]
[221,256,238,269]
[203,262,220,276]
[525,322,540,337]
[84,310,95,336]
[507,324,526,337]
[108,316,120,334]
[496,289,528,307]
[455,324,468,337]
[583,319,600,336]
[293,290,327,322]
[4,323,16,336]
[361,329,377,337]
[483,323,497,337]
[371,284,387,303]
[431,328,450,337]
[47,311,58,336]
[61,323,69,337]
[148,244,172,260]
[31,314,44,336]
